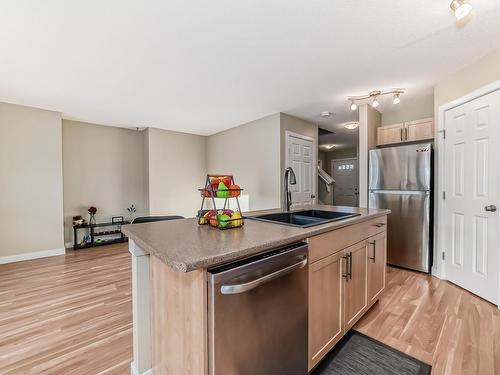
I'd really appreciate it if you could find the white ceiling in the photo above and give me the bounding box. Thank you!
[1,1,500,136]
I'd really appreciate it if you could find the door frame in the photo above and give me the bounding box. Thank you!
[285,131,318,205]
[436,78,500,307]
[331,158,359,206]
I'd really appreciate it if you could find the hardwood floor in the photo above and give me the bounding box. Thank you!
[355,266,500,375]
[0,244,132,374]
[1,244,499,374]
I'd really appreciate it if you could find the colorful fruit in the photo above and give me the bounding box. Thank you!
[221,209,234,216]
[210,177,220,190]
[229,184,241,197]
[201,189,212,198]
[221,176,232,188]
[231,211,243,227]
[217,214,231,229]
[217,182,229,198]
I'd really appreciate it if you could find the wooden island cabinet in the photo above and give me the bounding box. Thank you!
[124,207,389,375]
[307,216,387,371]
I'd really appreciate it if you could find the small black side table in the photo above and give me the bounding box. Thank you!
[73,221,131,250]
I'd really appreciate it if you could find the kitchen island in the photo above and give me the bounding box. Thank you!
[123,205,389,375]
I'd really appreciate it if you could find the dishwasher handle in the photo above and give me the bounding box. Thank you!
[220,255,307,295]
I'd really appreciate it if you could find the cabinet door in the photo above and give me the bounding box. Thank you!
[308,251,344,371]
[377,123,404,146]
[367,232,387,305]
[405,118,434,141]
[343,243,368,330]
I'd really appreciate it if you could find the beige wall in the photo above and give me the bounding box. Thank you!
[0,102,64,261]
[381,94,434,125]
[62,120,148,245]
[435,48,500,109]
[280,113,319,201]
[147,127,207,218]
[207,114,281,210]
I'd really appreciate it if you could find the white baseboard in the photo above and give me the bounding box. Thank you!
[130,362,152,375]
[0,248,65,265]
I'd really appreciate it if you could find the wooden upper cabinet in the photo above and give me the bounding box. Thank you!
[308,251,344,371]
[405,117,434,142]
[367,232,387,305]
[343,242,368,330]
[377,123,404,146]
[377,117,434,146]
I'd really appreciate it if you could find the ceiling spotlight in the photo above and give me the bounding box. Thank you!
[450,0,472,20]
[393,93,401,105]
[371,97,379,108]
[320,111,332,117]
[344,122,360,130]
[350,101,358,111]
[322,144,335,150]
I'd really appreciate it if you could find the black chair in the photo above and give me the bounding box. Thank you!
[131,215,184,224]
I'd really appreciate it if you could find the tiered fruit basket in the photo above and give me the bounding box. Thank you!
[197,174,245,230]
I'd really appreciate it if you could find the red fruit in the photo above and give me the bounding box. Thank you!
[201,189,212,198]
[210,177,220,189]
[206,210,217,219]
[222,209,234,216]
[221,176,232,187]
[229,184,241,197]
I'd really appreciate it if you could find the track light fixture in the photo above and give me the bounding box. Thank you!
[450,0,472,20]
[348,89,405,111]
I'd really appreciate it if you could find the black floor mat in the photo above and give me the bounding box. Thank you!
[312,331,432,375]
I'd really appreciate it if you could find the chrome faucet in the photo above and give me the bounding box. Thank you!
[283,167,297,212]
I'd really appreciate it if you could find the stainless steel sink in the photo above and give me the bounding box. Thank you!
[249,209,360,228]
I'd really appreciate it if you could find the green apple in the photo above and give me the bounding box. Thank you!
[217,214,231,229]
[217,182,229,198]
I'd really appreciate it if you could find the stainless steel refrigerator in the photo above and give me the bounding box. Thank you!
[369,143,432,273]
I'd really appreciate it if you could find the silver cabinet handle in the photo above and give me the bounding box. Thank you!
[485,205,497,212]
[342,255,349,281]
[348,252,353,280]
[368,240,376,263]
[374,223,386,228]
[220,256,307,295]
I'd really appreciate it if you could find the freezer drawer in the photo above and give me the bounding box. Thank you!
[369,190,430,272]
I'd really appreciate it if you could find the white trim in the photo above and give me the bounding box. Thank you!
[285,130,318,205]
[436,79,500,308]
[0,248,65,264]
[130,361,152,375]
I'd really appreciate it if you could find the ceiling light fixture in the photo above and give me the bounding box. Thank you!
[343,122,360,130]
[320,111,332,117]
[322,144,335,150]
[450,0,472,20]
[348,89,405,111]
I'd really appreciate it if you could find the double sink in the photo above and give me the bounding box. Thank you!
[249,209,360,228]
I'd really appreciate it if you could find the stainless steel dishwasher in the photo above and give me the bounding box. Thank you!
[207,242,308,375]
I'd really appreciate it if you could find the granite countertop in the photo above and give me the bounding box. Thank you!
[122,205,390,272]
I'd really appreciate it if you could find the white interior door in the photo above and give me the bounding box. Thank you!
[286,133,315,207]
[444,89,500,304]
[332,159,358,207]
